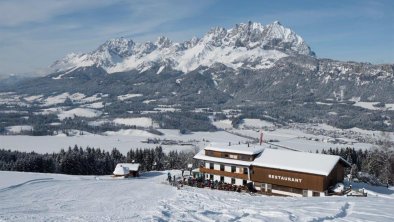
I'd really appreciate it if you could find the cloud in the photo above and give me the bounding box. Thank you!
[0,0,214,74]
[0,0,113,27]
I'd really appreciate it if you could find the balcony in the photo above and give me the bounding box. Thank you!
[199,167,248,180]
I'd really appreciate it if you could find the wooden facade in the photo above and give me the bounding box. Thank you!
[205,150,257,161]
[250,161,346,192]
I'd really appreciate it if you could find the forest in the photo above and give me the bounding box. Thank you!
[0,146,197,175]
[0,145,392,186]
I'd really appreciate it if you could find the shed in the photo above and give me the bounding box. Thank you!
[113,163,140,177]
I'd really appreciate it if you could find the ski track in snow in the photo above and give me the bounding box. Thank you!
[0,171,393,222]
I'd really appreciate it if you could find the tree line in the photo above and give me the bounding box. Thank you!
[0,145,197,175]
[319,146,393,186]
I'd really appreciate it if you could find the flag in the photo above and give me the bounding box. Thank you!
[259,131,263,145]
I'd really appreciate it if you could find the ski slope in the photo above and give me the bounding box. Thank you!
[0,171,393,221]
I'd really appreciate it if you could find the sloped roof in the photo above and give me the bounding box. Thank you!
[113,163,140,175]
[117,163,140,171]
[252,148,349,176]
[113,166,129,176]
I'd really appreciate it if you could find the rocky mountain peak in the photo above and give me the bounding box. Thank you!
[50,21,315,74]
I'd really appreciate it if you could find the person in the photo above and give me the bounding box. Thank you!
[173,175,176,186]
[167,172,171,182]
[181,169,184,177]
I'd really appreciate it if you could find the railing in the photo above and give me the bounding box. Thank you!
[199,167,248,180]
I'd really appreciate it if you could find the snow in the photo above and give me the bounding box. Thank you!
[230,127,374,152]
[206,142,265,155]
[23,95,43,102]
[143,99,156,104]
[82,102,104,109]
[38,107,64,115]
[104,129,155,137]
[58,108,102,120]
[153,107,181,112]
[113,117,153,127]
[1,171,394,221]
[113,165,129,176]
[88,120,110,126]
[0,129,248,155]
[5,125,33,133]
[157,66,165,74]
[253,148,347,176]
[42,93,70,106]
[352,101,394,111]
[240,118,275,129]
[212,119,233,129]
[51,21,307,75]
[117,93,143,101]
[114,163,140,173]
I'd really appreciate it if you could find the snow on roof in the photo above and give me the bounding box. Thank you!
[114,163,140,175]
[194,150,253,166]
[205,142,266,155]
[252,148,346,176]
[113,166,129,176]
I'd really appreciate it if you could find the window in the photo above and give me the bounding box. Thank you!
[220,176,224,182]
[261,183,266,192]
[210,174,214,180]
[243,167,248,174]
[243,180,247,186]
[313,192,320,197]
[229,154,238,159]
[231,166,236,173]
[231,178,235,184]
[240,155,251,161]
[209,163,214,170]
[220,164,224,171]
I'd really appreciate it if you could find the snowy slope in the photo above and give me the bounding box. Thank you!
[50,21,314,75]
[0,171,393,221]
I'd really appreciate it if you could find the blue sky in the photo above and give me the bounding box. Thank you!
[0,0,393,76]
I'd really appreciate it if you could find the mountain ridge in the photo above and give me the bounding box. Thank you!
[50,21,315,76]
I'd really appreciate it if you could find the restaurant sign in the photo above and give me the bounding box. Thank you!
[268,174,303,183]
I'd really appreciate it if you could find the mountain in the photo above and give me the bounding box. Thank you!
[1,21,393,131]
[50,21,315,75]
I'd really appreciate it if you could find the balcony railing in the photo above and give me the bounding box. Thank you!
[199,167,248,180]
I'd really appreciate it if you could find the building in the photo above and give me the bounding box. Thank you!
[194,143,350,197]
[250,148,350,197]
[113,163,140,178]
[194,142,264,186]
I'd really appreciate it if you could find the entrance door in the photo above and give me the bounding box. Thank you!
[267,184,272,194]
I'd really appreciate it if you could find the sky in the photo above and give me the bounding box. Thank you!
[0,0,393,76]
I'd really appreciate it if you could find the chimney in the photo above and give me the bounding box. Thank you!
[247,142,250,147]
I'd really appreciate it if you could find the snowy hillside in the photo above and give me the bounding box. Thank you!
[50,21,313,75]
[0,171,393,221]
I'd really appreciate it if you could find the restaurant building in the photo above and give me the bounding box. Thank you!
[194,143,350,197]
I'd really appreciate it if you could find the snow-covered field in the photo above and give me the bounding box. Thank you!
[58,108,102,120]
[5,125,33,133]
[113,117,155,127]
[0,171,393,221]
[0,129,248,154]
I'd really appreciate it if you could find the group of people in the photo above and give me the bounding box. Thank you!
[167,171,245,192]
